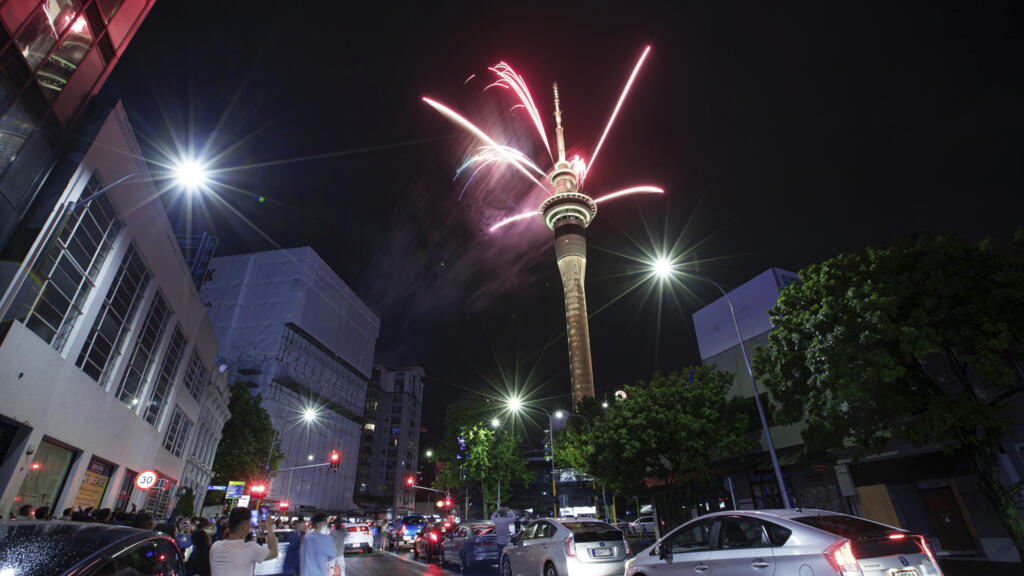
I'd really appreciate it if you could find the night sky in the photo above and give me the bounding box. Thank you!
[105,1,1023,435]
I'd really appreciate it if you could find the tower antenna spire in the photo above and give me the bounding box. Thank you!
[553,83,566,163]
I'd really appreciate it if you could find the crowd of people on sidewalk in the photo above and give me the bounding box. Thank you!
[9,503,352,576]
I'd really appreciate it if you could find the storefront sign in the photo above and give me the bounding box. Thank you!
[237,494,251,508]
[72,458,114,510]
[135,470,159,491]
[226,481,246,500]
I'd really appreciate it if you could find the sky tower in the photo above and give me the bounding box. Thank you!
[540,83,598,409]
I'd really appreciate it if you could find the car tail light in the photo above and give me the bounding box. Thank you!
[823,540,862,576]
[624,539,631,555]
[914,535,939,567]
[565,535,576,557]
[430,533,438,542]
[888,533,906,540]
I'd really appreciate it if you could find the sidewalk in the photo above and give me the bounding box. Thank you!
[938,558,1022,576]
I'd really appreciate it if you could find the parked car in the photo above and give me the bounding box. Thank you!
[629,516,656,535]
[442,521,499,569]
[500,518,629,576]
[389,514,427,551]
[0,521,183,576]
[413,521,449,560]
[624,509,943,576]
[254,529,295,576]
[341,523,373,554]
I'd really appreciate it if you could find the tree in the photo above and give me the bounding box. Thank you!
[587,367,750,526]
[753,230,1024,557]
[211,382,284,485]
[433,404,532,518]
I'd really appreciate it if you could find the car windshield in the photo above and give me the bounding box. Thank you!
[793,514,896,540]
[0,522,137,576]
[402,516,425,524]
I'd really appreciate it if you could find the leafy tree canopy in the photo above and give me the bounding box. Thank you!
[211,382,284,485]
[753,229,1024,556]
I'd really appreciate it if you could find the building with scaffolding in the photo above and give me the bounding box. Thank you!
[199,247,379,512]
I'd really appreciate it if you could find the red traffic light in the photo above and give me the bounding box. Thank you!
[279,500,290,511]
[445,498,452,507]
[405,475,416,487]
[329,450,341,471]
[251,484,266,495]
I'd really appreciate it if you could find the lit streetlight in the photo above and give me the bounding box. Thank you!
[69,156,210,211]
[651,259,792,509]
[507,397,560,517]
[425,449,433,458]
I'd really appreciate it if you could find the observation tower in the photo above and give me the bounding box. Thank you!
[540,84,598,408]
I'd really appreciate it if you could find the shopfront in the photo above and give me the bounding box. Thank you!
[11,438,76,515]
[71,456,116,511]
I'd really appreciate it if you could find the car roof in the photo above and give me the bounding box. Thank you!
[0,521,162,576]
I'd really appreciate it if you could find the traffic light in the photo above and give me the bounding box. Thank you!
[445,497,452,508]
[405,475,416,488]
[436,499,445,508]
[279,500,290,511]
[329,450,340,471]
[251,484,266,496]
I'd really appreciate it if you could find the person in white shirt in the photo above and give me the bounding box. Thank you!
[210,507,278,576]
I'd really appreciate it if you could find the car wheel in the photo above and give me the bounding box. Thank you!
[544,561,558,576]
[501,557,512,576]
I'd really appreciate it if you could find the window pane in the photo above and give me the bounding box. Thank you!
[0,100,35,176]
[145,326,186,425]
[116,293,170,407]
[716,517,767,550]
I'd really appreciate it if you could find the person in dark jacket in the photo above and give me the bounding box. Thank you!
[185,529,212,576]
[282,518,308,575]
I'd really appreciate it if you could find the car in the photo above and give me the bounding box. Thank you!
[254,529,295,576]
[629,516,656,536]
[341,523,373,554]
[389,514,427,551]
[623,509,943,576]
[501,518,629,576]
[413,521,449,561]
[442,521,499,570]
[0,520,184,576]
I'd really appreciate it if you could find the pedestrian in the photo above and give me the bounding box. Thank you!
[132,511,155,530]
[491,506,516,566]
[15,505,32,520]
[299,513,335,576]
[282,518,307,576]
[60,507,72,521]
[209,507,278,576]
[213,516,229,542]
[93,508,111,523]
[328,518,346,576]
[34,506,50,520]
[185,528,212,576]
[371,522,381,551]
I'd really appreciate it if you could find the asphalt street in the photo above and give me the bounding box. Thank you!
[345,549,499,576]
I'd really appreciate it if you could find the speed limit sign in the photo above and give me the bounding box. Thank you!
[135,470,159,491]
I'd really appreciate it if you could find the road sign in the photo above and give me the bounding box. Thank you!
[226,481,246,500]
[135,470,158,491]
[237,494,251,508]
[208,485,228,491]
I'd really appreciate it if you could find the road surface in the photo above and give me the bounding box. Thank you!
[345,549,499,576]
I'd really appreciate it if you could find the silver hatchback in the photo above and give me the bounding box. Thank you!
[624,508,942,576]
[501,518,630,576]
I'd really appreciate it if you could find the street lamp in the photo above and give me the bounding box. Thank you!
[302,407,319,424]
[69,156,210,211]
[652,261,793,509]
[507,397,559,517]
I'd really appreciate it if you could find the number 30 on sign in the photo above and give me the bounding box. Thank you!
[135,470,159,491]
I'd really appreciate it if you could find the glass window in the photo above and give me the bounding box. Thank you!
[35,8,95,100]
[764,521,792,547]
[14,0,81,71]
[10,438,76,515]
[76,244,150,383]
[792,514,895,540]
[162,407,191,457]
[22,189,120,349]
[96,0,123,22]
[518,523,539,540]
[116,292,170,408]
[661,519,714,555]
[94,537,183,576]
[181,350,207,400]
[715,516,768,550]
[145,325,186,424]
[114,469,136,511]
[0,98,36,177]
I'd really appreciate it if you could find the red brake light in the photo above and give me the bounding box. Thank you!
[888,533,906,540]
[565,535,576,557]
[914,535,939,567]
[430,533,438,542]
[823,539,862,576]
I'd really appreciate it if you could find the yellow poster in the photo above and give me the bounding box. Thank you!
[72,470,110,510]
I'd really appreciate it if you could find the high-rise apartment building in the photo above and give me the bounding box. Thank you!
[200,247,380,512]
[355,365,423,516]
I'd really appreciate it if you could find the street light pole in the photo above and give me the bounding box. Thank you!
[683,272,792,509]
[506,399,559,517]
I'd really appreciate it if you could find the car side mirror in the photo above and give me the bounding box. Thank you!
[657,545,672,561]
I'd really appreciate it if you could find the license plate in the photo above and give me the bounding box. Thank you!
[892,570,918,576]
[591,548,613,557]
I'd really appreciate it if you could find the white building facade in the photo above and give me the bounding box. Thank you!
[0,104,223,519]
[200,247,379,513]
